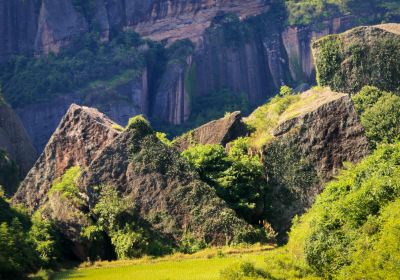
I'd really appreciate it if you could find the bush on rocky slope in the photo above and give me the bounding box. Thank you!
[222,142,400,279]
[352,86,400,148]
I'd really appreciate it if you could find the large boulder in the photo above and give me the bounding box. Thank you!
[312,24,400,93]
[247,88,369,235]
[173,111,249,152]
[13,104,121,211]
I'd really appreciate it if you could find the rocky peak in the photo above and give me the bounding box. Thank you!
[312,23,400,93]
[254,88,370,235]
[13,104,121,211]
[13,109,257,259]
[173,111,249,152]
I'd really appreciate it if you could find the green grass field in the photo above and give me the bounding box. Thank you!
[54,246,272,280]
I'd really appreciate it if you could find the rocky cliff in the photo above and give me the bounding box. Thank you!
[246,88,369,235]
[0,0,269,58]
[313,23,400,93]
[173,111,248,152]
[16,70,148,152]
[13,106,259,259]
[0,101,37,194]
[1,0,360,153]
[13,104,121,210]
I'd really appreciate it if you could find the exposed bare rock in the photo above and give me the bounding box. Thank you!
[78,117,255,248]
[13,104,121,211]
[13,107,258,259]
[16,70,149,153]
[260,88,369,236]
[152,56,192,126]
[34,0,88,54]
[128,0,270,44]
[282,16,355,83]
[173,111,249,152]
[0,102,37,179]
[0,0,39,61]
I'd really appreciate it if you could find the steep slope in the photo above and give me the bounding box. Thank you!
[313,23,400,93]
[1,1,360,153]
[246,88,369,234]
[13,104,121,211]
[80,117,256,246]
[173,111,248,152]
[13,106,259,260]
[0,101,37,194]
[16,71,149,152]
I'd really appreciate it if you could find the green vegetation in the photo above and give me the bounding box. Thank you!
[48,166,82,204]
[352,86,400,147]
[0,189,59,279]
[221,142,400,279]
[54,245,271,280]
[245,86,338,149]
[285,0,400,26]
[83,185,171,260]
[0,31,163,106]
[314,32,400,93]
[181,140,270,226]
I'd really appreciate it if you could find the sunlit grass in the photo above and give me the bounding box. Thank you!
[53,245,274,280]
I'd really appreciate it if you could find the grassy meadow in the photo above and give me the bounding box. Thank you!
[53,245,274,280]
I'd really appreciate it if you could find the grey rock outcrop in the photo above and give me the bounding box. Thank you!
[16,71,148,152]
[13,106,258,259]
[260,88,369,236]
[173,111,249,152]
[1,0,360,154]
[13,104,121,211]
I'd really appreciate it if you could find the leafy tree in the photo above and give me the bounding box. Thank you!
[85,185,159,260]
[29,214,59,267]
[182,140,268,223]
[0,218,38,278]
[279,85,294,97]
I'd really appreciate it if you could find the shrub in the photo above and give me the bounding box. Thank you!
[29,214,59,267]
[0,218,39,278]
[360,93,400,147]
[48,166,83,205]
[300,143,400,277]
[352,86,389,114]
[182,144,268,224]
[220,261,270,280]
